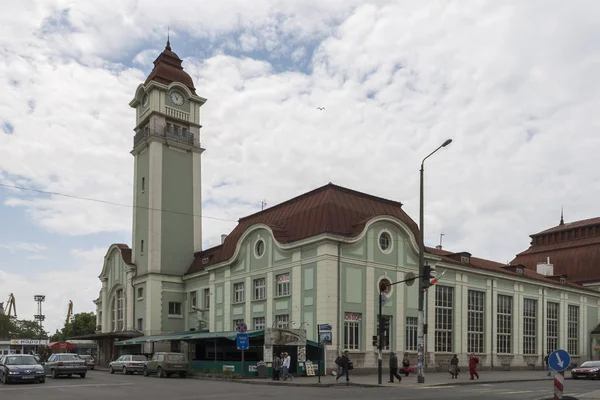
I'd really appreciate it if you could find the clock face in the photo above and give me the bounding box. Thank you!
[142,94,149,107]
[170,91,184,106]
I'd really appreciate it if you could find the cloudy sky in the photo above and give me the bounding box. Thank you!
[1,0,599,335]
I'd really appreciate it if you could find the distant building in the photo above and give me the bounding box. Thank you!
[79,41,600,371]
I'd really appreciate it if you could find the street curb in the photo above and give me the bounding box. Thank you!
[428,378,555,387]
[191,377,383,388]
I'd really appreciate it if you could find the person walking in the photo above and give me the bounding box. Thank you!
[281,352,293,381]
[388,352,402,383]
[272,354,282,380]
[468,353,479,380]
[545,351,552,376]
[449,354,459,379]
[335,350,351,383]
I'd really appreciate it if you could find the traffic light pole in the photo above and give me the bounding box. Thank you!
[376,274,420,385]
[418,160,426,384]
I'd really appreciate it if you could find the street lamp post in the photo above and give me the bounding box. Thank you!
[417,138,452,384]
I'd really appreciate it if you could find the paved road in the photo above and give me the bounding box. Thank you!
[1,370,599,400]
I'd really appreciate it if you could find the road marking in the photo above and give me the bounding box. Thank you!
[0,382,134,392]
[498,390,535,394]
[413,386,456,389]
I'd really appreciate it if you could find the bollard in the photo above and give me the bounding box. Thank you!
[554,370,564,399]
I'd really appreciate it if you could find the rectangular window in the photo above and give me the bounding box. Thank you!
[140,240,144,254]
[405,317,418,351]
[233,319,244,329]
[137,287,143,300]
[276,273,290,297]
[547,302,559,353]
[189,291,197,310]
[523,298,537,355]
[568,305,579,355]
[137,318,143,331]
[253,278,266,300]
[117,289,124,331]
[497,294,513,354]
[275,314,290,329]
[141,177,145,193]
[434,286,453,352]
[467,290,485,354]
[233,282,245,303]
[377,315,392,350]
[253,317,265,330]
[344,313,362,350]
[168,302,182,316]
[203,288,210,309]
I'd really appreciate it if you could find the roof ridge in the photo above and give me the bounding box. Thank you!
[239,182,403,222]
[533,216,600,236]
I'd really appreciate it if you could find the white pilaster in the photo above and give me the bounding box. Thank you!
[426,285,435,358]
[454,274,463,354]
[224,281,231,331]
[209,272,216,331]
[538,288,544,356]
[315,259,339,349]
[266,271,273,328]
[146,277,162,335]
[245,276,252,325]
[582,297,587,357]
[292,265,301,327]
[486,280,492,359]
[560,293,567,350]
[101,279,108,332]
[365,267,375,352]
[192,151,202,253]
[461,277,468,354]
[126,269,134,331]
[147,142,163,274]
[131,155,138,265]
[513,284,521,355]
[395,271,405,352]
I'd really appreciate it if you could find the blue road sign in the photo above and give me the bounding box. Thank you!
[549,349,571,372]
[318,324,332,331]
[236,333,249,350]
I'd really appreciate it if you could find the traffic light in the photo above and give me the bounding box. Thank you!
[372,335,378,347]
[382,317,390,333]
[421,265,436,289]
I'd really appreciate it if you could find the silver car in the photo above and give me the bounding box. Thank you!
[109,355,148,375]
[78,355,95,370]
[43,353,87,379]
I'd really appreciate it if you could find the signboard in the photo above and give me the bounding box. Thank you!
[318,324,332,331]
[236,321,248,334]
[344,313,362,322]
[10,340,48,346]
[236,333,249,350]
[264,328,307,346]
[276,274,290,283]
[549,349,571,372]
[319,332,332,345]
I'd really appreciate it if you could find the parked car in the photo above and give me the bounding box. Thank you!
[143,352,189,378]
[571,361,600,379]
[42,353,87,379]
[78,355,96,370]
[109,355,148,375]
[0,354,46,384]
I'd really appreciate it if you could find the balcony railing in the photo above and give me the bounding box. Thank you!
[165,106,189,121]
[134,127,196,147]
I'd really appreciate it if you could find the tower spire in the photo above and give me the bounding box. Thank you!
[166,26,171,51]
[560,206,564,226]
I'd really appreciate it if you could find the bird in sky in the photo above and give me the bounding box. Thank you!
[317,107,325,110]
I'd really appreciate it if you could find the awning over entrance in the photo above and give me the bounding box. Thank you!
[48,341,77,351]
[67,331,142,341]
[115,330,264,346]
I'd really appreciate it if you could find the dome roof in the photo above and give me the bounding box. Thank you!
[144,40,197,95]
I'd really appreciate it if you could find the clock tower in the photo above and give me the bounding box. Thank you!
[128,40,206,334]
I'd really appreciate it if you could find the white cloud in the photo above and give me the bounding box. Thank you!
[0,242,47,253]
[1,1,600,333]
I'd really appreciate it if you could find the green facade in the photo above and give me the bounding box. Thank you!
[134,149,150,275]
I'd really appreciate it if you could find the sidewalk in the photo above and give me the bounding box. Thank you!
[229,370,557,388]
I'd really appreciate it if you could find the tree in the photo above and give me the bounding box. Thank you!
[0,315,47,339]
[51,312,96,341]
[0,314,16,339]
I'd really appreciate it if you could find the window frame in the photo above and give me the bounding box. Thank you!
[275,273,290,297]
[467,290,485,354]
[496,294,513,354]
[253,277,266,300]
[233,282,245,304]
[523,298,537,355]
[343,312,362,351]
[434,285,453,353]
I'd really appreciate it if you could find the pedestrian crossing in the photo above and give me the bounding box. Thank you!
[410,386,587,397]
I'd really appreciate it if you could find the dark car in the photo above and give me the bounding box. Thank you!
[143,352,189,378]
[0,354,46,384]
[571,361,600,379]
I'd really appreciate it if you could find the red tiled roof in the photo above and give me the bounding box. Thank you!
[512,217,600,283]
[533,217,600,236]
[186,183,420,275]
[427,247,588,290]
[144,41,197,95]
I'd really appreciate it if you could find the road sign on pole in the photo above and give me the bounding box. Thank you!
[548,349,571,372]
[236,333,249,350]
[318,324,332,331]
[236,321,248,334]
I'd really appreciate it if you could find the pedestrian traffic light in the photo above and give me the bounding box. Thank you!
[372,335,378,346]
[422,265,436,289]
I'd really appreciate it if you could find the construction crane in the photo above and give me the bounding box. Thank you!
[66,300,73,324]
[1,294,17,317]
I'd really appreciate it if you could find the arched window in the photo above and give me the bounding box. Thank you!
[111,289,124,331]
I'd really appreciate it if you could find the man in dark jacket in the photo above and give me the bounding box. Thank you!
[388,352,402,382]
[335,351,351,383]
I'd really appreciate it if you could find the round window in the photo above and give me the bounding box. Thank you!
[379,232,392,252]
[255,240,265,258]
